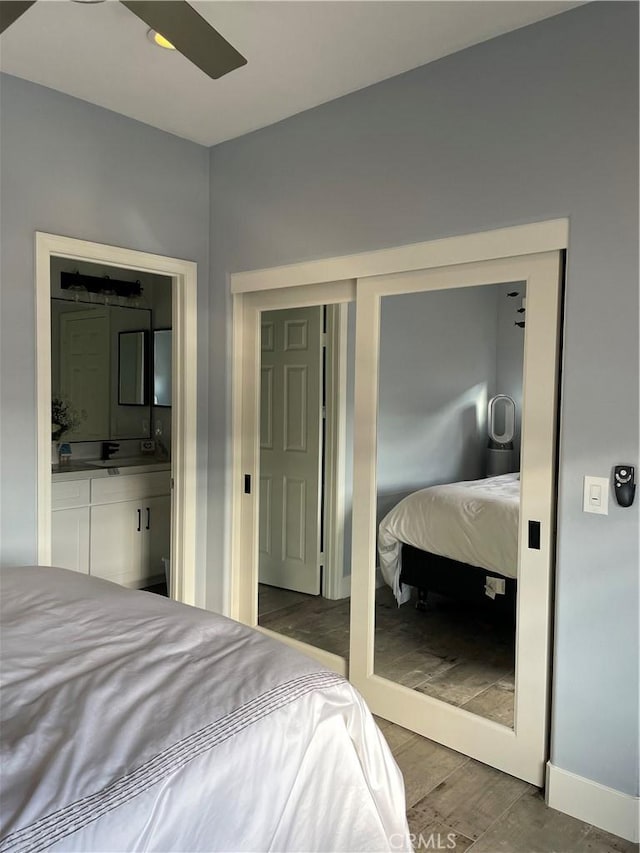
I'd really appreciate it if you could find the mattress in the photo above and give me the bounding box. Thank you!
[378,473,520,605]
[0,566,410,852]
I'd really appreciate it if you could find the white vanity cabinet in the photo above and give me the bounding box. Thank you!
[51,480,91,574]
[51,468,170,588]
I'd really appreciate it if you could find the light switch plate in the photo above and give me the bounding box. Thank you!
[583,476,609,515]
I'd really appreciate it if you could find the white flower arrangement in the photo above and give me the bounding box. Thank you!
[51,397,85,441]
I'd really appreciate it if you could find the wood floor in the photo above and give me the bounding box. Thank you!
[378,715,636,852]
[258,583,515,727]
[259,584,637,852]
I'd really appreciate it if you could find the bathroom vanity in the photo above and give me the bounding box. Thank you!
[52,460,171,589]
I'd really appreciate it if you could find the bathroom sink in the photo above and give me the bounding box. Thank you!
[86,457,162,469]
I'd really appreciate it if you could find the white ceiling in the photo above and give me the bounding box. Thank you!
[1,1,583,147]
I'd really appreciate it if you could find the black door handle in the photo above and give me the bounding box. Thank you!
[528,520,541,550]
[146,507,151,530]
[137,508,141,532]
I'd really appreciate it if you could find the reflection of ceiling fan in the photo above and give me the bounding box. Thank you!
[0,0,247,80]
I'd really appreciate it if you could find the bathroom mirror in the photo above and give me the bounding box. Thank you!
[51,255,173,444]
[153,330,172,407]
[119,330,148,406]
[52,299,152,441]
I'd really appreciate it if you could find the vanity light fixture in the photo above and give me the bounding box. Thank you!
[60,271,143,303]
[66,281,88,302]
[101,286,117,306]
[147,28,176,50]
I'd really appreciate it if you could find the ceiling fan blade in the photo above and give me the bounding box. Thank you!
[120,0,246,80]
[0,1,36,35]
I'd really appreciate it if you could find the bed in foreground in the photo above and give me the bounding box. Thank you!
[378,473,520,608]
[0,566,410,853]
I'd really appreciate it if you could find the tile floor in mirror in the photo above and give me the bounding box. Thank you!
[258,583,515,726]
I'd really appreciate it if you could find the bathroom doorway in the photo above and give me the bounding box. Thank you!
[50,257,173,592]
[35,233,199,606]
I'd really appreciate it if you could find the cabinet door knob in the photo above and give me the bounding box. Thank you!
[146,507,151,530]
[137,508,141,532]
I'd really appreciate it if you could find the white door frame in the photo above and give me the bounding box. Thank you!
[322,303,349,601]
[350,251,563,786]
[36,232,199,606]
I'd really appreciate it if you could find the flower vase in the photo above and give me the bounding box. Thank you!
[51,441,59,466]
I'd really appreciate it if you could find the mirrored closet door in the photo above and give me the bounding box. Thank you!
[373,281,525,728]
[349,252,562,785]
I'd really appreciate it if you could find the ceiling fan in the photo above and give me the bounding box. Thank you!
[0,0,247,80]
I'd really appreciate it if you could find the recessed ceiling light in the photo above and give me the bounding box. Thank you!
[147,29,176,51]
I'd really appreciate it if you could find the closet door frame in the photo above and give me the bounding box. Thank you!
[230,280,355,676]
[230,219,568,760]
[349,251,564,785]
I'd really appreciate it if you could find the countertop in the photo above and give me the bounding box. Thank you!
[52,458,171,482]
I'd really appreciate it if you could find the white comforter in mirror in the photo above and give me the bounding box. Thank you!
[379,473,520,604]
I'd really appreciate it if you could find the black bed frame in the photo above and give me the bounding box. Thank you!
[400,543,517,620]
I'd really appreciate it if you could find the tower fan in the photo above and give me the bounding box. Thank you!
[486,395,517,476]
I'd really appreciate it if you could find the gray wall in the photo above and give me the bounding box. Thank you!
[376,285,498,522]
[0,75,210,602]
[209,3,639,797]
[495,283,526,459]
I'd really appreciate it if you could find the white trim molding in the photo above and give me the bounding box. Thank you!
[231,218,569,293]
[546,762,640,843]
[321,303,347,601]
[338,574,352,600]
[257,627,347,678]
[36,232,199,607]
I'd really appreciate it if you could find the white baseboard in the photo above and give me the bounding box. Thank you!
[338,574,351,600]
[546,762,639,843]
[330,569,385,601]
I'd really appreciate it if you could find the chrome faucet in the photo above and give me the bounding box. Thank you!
[101,441,120,461]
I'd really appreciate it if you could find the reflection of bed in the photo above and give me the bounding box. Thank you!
[378,473,520,609]
[1,566,410,852]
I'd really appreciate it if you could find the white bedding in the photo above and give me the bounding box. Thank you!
[378,473,520,605]
[0,566,410,852]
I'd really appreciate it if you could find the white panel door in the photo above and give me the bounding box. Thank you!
[259,307,322,594]
[60,310,110,440]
